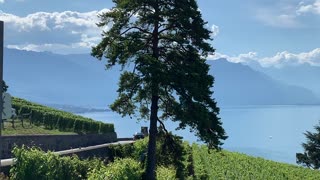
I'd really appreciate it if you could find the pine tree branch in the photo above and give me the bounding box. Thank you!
[157,118,168,134]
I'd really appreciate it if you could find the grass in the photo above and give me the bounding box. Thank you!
[1,119,76,135]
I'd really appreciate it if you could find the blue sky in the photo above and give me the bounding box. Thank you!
[1,0,320,67]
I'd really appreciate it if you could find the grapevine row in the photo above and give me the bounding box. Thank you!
[192,144,320,179]
[12,98,114,134]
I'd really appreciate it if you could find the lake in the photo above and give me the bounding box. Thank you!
[78,105,320,165]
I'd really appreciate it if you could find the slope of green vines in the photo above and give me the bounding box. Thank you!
[10,146,103,180]
[12,98,114,134]
[192,144,320,180]
[8,138,320,179]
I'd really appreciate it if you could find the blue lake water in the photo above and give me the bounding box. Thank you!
[78,105,320,165]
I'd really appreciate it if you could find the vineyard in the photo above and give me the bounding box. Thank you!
[8,134,320,179]
[12,98,114,134]
[192,144,320,179]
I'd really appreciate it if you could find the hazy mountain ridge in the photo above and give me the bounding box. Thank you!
[4,48,119,107]
[250,63,320,98]
[45,104,107,113]
[209,60,320,106]
[4,48,320,106]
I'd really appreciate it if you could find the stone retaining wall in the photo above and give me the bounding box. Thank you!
[0,133,117,158]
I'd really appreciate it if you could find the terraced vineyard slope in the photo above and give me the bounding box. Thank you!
[11,98,114,134]
[192,144,320,179]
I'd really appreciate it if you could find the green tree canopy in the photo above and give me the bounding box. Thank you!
[92,0,227,178]
[297,121,320,169]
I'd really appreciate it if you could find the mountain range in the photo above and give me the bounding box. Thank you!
[3,48,320,108]
[209,60,320,106]
[251,63,320,98]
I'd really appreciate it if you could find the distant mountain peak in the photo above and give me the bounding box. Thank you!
[4,49,319,106]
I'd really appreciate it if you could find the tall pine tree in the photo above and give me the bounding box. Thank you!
[92,0,227,178]
[297,121,320,169]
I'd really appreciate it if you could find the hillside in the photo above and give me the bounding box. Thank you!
[191,144,319,179]
[253,63,320,98]
[2,120,76,135]
[4,48,319,106]
[210,59,320,105]
[11,97,114,134]
[4,48,119,106]
[9,138,320,179]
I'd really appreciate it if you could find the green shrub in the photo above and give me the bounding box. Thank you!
[132,137,149,161]
[107,131,188,179]
[88,158,143,180]
[107,143,135,162]
[155,130,188,179]
[157,166,177,180]
[10,146,102,180]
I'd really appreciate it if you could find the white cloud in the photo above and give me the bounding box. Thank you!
[1,9,110,54]
[297,0,320,15]
[208,52,258,64]
[208,48,320,68]
[7,42,94,54]
[254,0,320,28]
[211,24,219,37]
[0,0,25,3]
[256,9,300,28]
[1,10,108,31]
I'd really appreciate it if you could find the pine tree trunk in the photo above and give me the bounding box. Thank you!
[145,95,158,180]
[146,2,160,179]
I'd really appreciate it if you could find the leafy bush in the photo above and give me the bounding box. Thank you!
[10,146,102,180]
[156,166,176,180]
[88,158,143,180]
[107,130,189,179]
[155,130,188,179]
[132,137,149,161]
[106,143,135,162]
